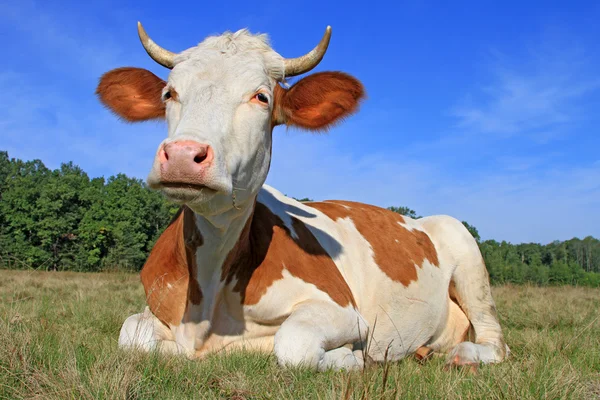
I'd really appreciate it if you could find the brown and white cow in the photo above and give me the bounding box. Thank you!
[96,23,509,370]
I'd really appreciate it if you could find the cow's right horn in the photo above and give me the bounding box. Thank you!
[137,22,176,69]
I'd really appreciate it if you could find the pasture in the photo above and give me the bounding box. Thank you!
[0,270,598,399]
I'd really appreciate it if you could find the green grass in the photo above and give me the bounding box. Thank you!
[0,270,598,399]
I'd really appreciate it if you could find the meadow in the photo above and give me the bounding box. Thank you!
[0,270,598,399]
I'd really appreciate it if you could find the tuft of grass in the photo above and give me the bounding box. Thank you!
[0,270,598,399]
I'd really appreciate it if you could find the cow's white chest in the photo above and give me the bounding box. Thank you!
[221,269,338,325]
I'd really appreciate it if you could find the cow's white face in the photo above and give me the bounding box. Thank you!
[146,32,285,215]
[97,26,365,216]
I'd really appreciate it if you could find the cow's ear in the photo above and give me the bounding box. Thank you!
[273,72,365,131]
[96,67,166,122]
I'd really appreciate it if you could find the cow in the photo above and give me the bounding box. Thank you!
[96,22,509,371]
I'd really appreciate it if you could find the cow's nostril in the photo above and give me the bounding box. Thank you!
[162,141,210,165]
[159,147,170,163]
[194,154,207,164]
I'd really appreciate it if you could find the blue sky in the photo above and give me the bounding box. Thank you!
[1,0,599,244]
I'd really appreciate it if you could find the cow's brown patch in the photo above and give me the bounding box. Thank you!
[96,67,166,122]
[272,72,365,131]
[308,201,439,286]
[140,206,203,326]
[221,202,356,308]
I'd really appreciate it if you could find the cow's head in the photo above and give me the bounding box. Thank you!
[97,23,364,215]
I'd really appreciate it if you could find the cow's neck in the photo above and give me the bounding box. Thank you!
[191,197,256,304]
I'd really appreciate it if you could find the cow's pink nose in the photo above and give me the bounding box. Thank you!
[159,141,212,165]
[158,141,213,183]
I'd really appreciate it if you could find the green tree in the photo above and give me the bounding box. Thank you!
[462,221,481,242]
[0,157,52,268]
[0,151,10,196]
[549,261,571,284]
[387,206,420,219]
[0,151,10,260]
[35,163,94,270]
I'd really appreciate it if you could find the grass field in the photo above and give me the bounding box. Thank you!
[0,270,598,399]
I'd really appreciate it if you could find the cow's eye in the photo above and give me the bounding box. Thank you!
[163,91,172,101]
[255,93,269,104]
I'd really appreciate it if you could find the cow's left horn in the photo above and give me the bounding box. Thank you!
[283,26,332,77]
[137,21,176,69]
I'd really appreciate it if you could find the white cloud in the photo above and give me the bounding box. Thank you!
[0,1,129,78]
[450,45,600,139]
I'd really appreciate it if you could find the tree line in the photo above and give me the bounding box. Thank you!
[1,151,598,287]
[0,152,179,271]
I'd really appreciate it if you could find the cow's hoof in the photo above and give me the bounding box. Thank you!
[414,346,434,364]
[318,347,365,371]
[446,342,504,368]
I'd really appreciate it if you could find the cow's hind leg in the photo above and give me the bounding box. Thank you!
[421,215,508,366]
[447,249,509,366]
[274,301,368,371]
[427,298,471,355]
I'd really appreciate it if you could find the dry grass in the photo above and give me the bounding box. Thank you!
[0,270,598,399]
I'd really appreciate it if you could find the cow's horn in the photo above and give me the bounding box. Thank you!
[137,22,176,69]
[283,26,332,77]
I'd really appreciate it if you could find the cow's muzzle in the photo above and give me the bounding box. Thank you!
[148,140,221,202]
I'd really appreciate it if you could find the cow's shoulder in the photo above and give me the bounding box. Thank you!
[140,206,203,326]
[221,186,356,308]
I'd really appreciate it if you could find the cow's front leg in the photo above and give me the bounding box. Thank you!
[118,307,194,357]
[274,301,368,371]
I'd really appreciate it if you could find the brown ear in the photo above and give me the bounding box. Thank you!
[96,67,166,122]
[140,206,203,326]
[273,72,365,131]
